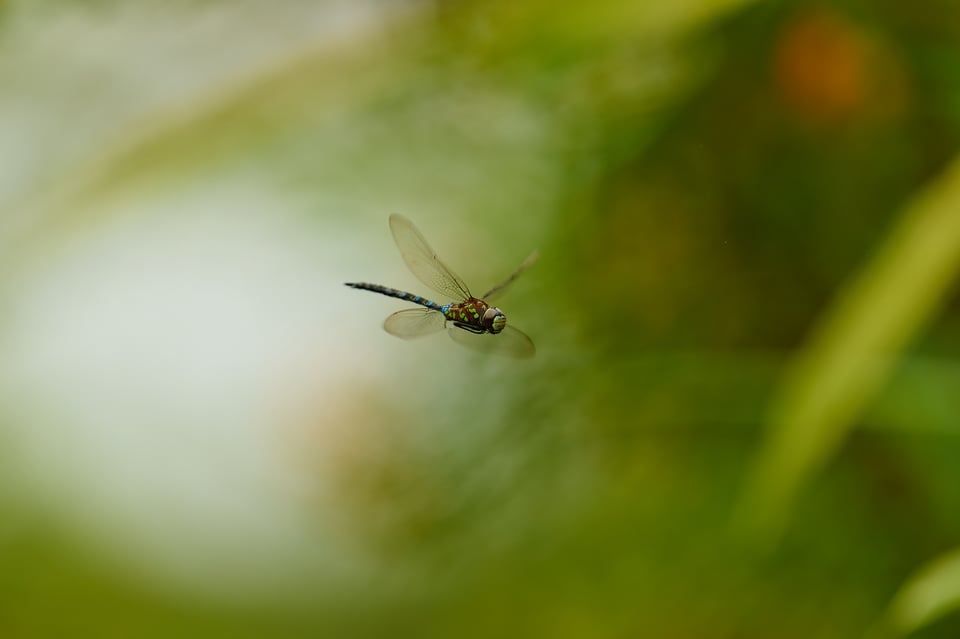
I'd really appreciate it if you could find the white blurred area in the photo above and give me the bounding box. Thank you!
[0,0,414,245]
[0,177,399,602]
[0,0,437,604]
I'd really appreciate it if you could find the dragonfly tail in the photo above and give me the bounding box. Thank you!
[345,282,443,310]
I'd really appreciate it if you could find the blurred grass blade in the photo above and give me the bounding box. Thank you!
[0,3,418,271]
[737,154,960,543]
[880,547,960,636]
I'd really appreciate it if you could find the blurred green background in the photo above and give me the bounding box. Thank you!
[2,1,960,637]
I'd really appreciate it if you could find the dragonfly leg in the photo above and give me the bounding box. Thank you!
[452,322,485,335]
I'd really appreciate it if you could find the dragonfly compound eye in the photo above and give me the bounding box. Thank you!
[484,307,507,333]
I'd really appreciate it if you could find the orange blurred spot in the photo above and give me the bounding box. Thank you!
[773,9,905,125]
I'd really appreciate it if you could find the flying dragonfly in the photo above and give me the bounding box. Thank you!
[346,214,537,358]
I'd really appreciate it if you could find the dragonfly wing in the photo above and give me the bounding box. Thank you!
[384,309,447,340]
[390,214,472,301]
[447,324,535,358]
[481,250,539,302]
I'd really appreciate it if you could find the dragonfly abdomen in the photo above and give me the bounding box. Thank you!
[345,282,443,310]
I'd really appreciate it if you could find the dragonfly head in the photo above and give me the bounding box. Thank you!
[483,307,507,333]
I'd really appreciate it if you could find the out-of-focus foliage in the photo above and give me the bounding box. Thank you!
[883,548,960,636]
[2,0,960,638]
[741,155,960,545]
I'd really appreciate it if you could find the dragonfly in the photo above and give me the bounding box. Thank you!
[346,214,537,358]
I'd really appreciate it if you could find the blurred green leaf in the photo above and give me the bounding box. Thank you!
[738,154,960,543]
[881,547,960,636]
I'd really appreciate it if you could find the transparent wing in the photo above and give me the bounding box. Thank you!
[482,250,539,302]
[390,214,471,301]
[384,309,447,340]
[447,325,535,358]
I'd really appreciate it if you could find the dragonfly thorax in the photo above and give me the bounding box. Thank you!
[444,298,507,334]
